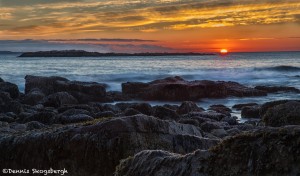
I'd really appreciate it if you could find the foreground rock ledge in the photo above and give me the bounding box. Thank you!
[115,126,300,176]
[0,115,219,176]
[122,76,267,101]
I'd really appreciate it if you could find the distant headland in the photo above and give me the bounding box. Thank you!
[19,50,215,57]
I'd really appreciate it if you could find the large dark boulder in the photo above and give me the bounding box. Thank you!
[153,106,180,120]
[255,85,300,93]
[116,126,300,176]
[40,92,79,108]
[259,100,300,117]
[241,105,261,119]
[22,88,45,105]
[263,101,300,127]
[0,81,20,99]
[0,115,219,176]
[122,76,267,101]
[25,75,69,94]
[25,75,107,103]
[0,92,24,114]
[176,101,204,115]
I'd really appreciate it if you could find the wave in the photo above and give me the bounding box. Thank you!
[255,65,300,72]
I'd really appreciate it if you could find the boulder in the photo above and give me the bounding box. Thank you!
[241,105,261,118]
[25,75,107,103]
[255,86,300,93]
[124,108,141,116]
[259,100,299,117]
[176,101,204,115]
[208,104,232,116]
[0,114,14,123]
[23,111,57,125]
[56,109,95,124]
[122,76,267,101]
[0,115,219,176]
[263,101,300,127]
[22,88,45,105]
[95,111,116,118]
[40,92,79,108]
[25,121,46,130]
[116,103,153,116]
[186,111,226,121]
[60,114,94,124]
[0,81,20,99]
[115,126,300,176]
[153,106,180,120]
[25,75,69,94]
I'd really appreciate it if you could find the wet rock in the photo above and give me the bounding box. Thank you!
[23,111,57,125]
[176,101,204,115]
[0,92,23,114]
[58,104,97,114]
[221,116,238,125]
[200,121,229,132]
[255,85,300,93]
[122,76,267,101]
[60,114,94,124]
[259,100,299,117]
[41,92,79,108]
[106,91,131,101]
[129,103,153,116]
[116,126,300,176]
[211,129,228,138]
[225,128,241,136]
[102,104,121,113]
[115,150,212,176]
[124,108,141,116]
[232,103,258,110]
[26,121,46,130]
[10,123,27,132]
[208,104,232,116]
[241,105,261,118]
[22,88,45,105]
[25,75,107,103]
[58,108,94,118]
[153,106,180,120]
[116,103,153,116]
[263,101,300,127]
[177,118,200,126]
[0,115,219,176]
[95,111,116,118]
[4,101,24,114]
[163,104,179,111]
[0,114,14,123]
[56,108,95,124]
[186,111,226,121]
[25,75,69,94]
[0,81,20,99]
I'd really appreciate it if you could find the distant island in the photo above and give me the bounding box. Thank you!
[19,50,215,57]
[0,51,20,54]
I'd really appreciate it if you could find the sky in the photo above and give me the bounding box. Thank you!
[0,0,299,53]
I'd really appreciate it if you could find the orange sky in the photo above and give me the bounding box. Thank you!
[0,0,299,52]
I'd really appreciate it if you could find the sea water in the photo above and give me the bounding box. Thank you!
[0,52,299,118]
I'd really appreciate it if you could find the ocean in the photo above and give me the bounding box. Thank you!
[0,51,299,119]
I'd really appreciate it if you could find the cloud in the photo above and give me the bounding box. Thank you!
[0,0,299,37]
[0,39,173,53]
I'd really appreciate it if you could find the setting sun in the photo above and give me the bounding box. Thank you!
[220,49,228,54]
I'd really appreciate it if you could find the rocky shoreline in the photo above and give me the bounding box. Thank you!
[0,75,299,176]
